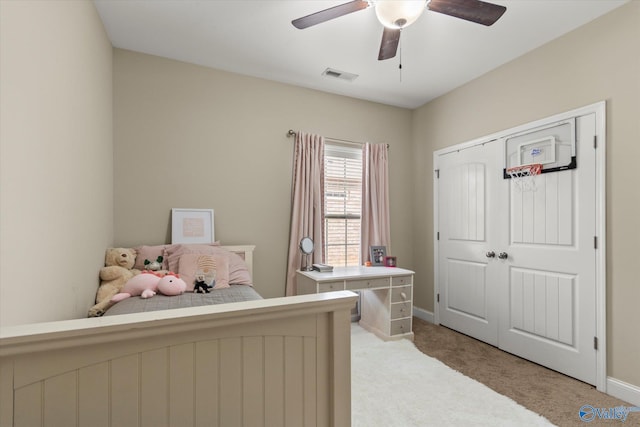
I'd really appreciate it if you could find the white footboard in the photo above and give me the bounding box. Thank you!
[0,291,357,427]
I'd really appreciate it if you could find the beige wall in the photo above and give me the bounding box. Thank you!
[0,1,113,326]
[411,2,640,387]
[113,49,414,299]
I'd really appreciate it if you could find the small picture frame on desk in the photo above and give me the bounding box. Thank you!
[384,256,397,267]
[369,246,387,266]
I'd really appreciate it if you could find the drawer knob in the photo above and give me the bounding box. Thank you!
[400,292,407,300]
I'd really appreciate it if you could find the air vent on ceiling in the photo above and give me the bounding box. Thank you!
[322,68,358,82]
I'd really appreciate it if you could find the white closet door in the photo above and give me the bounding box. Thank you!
[436,111,599,385]
[497,113,597,385]
[437,142,504,346]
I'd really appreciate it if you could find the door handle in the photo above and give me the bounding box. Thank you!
[486,251,496,258]
[498,252,508,260]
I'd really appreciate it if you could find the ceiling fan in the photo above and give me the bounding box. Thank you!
[292,0,507,60]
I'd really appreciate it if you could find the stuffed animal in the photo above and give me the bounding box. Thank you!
[111,271,186,302]
[143,256,163,271]
[193,273,213,293]
[88,248,140,317]
[157,274,187,296]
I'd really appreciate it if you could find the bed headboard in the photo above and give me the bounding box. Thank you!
[220,245,255,277]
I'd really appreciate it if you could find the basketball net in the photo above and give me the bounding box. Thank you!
[506,164,542,192]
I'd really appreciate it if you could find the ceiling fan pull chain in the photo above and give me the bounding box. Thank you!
[399,41,403,82]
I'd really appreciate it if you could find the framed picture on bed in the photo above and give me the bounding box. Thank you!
[171,208,215,244]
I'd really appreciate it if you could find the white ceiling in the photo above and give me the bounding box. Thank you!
[94,0,628,109]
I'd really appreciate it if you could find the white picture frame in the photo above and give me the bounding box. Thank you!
[171,208,215,244]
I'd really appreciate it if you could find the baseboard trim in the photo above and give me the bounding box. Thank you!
[413,307,434,324]
[607,377,640,407]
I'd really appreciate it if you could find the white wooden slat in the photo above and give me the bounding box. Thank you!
[243,336,265,427]
[219,338,242,427]
[511,183,523,244]
[0,360,15,427]
[534,274,547,336]
[477,163,486,241]
[558,276,574,345]
[558,171,573,246]
[545,173,560,245]
[468,164,478,240]
[449,165,462,240]
[44,371,77,426]
[461,164,470,240]
[79,362,109,427]
[545,276,560,341]
[195,340,219,427]
[523,272,535,332]
[111,354,139,427]
[303,336,317,427]
[170,343,195,427]
[510,270,524,331]
[15,382,42,427]
[264,336,285,427]
[522,190,535,243]
[284,336,304,426]
[141,348,168,427]
[533,176,547,244]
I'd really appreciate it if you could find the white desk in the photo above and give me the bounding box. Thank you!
[297,266,414,340]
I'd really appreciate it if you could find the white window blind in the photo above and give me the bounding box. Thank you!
[324,143,362,267]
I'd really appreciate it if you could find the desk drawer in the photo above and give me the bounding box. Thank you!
[318,281,344,292]
[391,286,412,303]
[346,277,389,290]
[391,275,412,287]
[390,318,412,336]
[391,302,412,319]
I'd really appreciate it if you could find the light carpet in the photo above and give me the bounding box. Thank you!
[351,325,555,426]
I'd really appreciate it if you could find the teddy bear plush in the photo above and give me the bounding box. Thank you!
[88,248,140,317]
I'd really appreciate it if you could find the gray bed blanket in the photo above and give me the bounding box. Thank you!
[103,285,262,316]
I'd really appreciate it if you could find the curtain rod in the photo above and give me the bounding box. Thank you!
[287,129,389,149]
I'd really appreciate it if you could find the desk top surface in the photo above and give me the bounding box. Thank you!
[297,266,414,281]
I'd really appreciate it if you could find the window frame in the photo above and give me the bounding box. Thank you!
[323,142,363,267]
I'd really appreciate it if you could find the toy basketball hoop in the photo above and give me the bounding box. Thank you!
[506,163,542,192]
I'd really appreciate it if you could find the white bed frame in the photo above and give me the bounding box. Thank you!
[0,245,357,427]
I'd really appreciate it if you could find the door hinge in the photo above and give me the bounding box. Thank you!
[435,169,440,179]
[437,231,440,241]
[594,336,598,350]
[594,135,597,149]
[594,236,598,249]
[437,293,440,303]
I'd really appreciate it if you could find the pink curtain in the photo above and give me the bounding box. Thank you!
[285,132,325,296]
[361,143,391,263]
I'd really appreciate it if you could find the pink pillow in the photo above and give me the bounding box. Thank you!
[164,243,221,272]
[164,244,251,285]
[178,253,230,290]
[133,245,169,270]
[227,251,252,285]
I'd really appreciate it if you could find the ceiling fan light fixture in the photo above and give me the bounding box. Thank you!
[374,0,428,29]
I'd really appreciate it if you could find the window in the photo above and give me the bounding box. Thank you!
[324,143,362,267]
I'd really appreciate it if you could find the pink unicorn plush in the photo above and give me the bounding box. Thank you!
[111,271,186,302]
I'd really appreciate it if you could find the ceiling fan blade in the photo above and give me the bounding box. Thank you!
[292,0,370,29]
[378,27,401,61]
[427,0,506,26]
